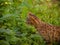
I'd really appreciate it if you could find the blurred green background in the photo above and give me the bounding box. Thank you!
[0,0,60,45]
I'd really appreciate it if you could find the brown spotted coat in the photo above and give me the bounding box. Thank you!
[26,12,60,45]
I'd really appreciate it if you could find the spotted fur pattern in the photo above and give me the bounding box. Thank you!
[26,12,60,45]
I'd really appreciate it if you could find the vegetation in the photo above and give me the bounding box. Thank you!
[0,0,60,45]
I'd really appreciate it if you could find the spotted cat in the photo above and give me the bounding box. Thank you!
[26,12,60,45]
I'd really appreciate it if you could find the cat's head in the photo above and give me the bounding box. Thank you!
[26,12,41,27]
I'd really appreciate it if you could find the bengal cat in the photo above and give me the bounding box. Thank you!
[26,12,60,45]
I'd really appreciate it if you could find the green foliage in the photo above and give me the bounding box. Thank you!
[0,0,60,45]
[0,0,45,45]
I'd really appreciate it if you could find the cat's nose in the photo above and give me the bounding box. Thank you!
[26,17,30,24]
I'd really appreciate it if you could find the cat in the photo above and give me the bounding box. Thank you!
[26,12,60,45]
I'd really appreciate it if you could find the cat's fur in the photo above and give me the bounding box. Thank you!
[26,12,60,45]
